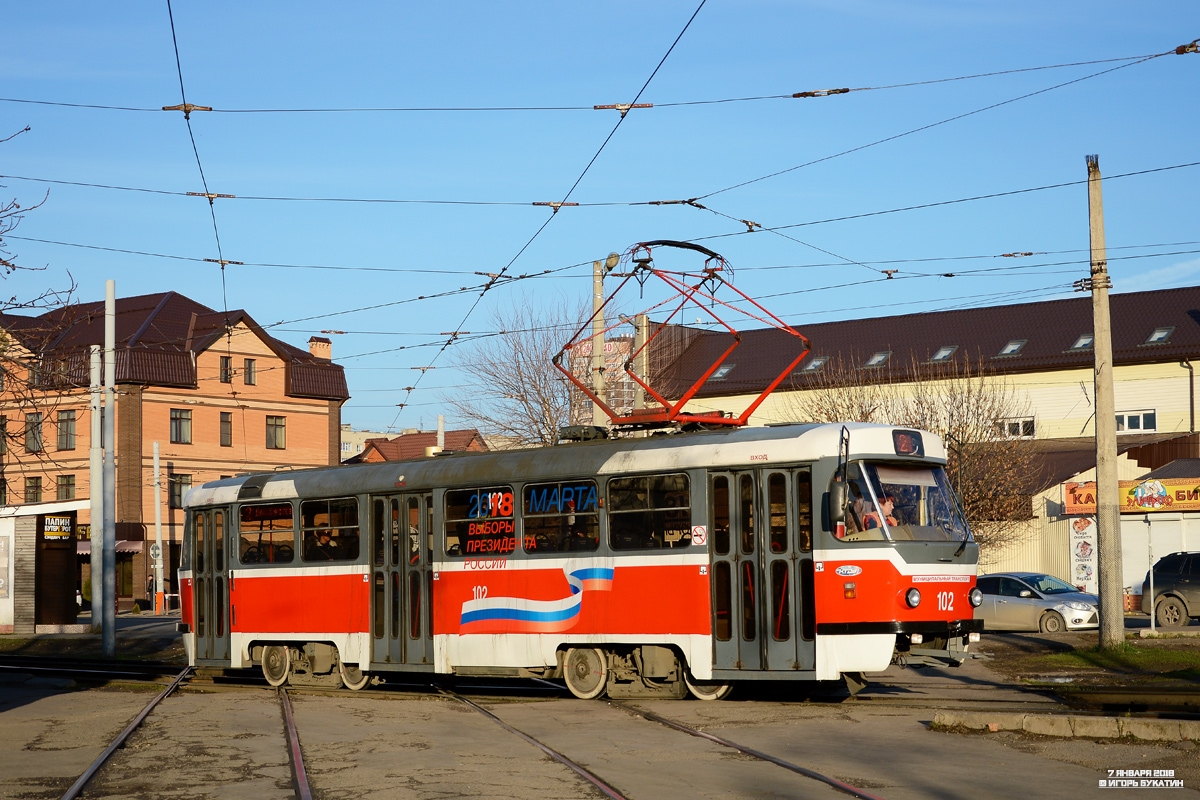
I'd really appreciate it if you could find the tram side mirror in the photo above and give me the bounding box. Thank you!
[829,482,847,523]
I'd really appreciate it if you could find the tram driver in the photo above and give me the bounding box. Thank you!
[306,527,339,560]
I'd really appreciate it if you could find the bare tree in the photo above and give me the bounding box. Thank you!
[783,353,1041,554]
[445,295,594,447]
[0,129,81,492]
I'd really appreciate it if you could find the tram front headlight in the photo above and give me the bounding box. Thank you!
[969,587,983,608]
[905,588,921,608]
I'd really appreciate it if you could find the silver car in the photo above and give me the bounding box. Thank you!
[975,572,1099,632]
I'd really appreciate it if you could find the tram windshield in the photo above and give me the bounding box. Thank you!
[842,462,970,543]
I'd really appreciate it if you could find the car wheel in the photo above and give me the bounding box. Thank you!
[1040,611,1065,633]
[1155,596,1186,628]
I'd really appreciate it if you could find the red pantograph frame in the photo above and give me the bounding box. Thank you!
[552,244,810,428]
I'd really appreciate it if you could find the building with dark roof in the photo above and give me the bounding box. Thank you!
[0,291,349,613]
[350,429,488,463]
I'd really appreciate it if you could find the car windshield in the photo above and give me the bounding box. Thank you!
[1025,574,1077,594]
[842,462,971,543]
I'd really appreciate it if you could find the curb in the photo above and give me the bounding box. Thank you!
[932,711,1199,742]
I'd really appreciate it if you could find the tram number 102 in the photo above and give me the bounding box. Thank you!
[472,586,488,601]
[937,591,954,611]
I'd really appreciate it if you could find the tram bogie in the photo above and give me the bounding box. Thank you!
[177,422,983,699]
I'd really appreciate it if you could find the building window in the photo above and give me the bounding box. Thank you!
[341,441,351,452]
[25,413,43,453]
[57,410,76,451]
[266,416,286,449]
[1145,327,1174,345]
[0,479,6,505]
[996,417,1036,438]
[1116,410,1157,433]
[930,346,958,363]
[220,356,233,383]
[220,412,233,447]
[863,351,891,368]
[1068,334,1093,351]
[996,340,1027,357]
[169,474,192,508]
[25,477,41,504]
[244,358,257,385]
[0,416,6,456]
[57,474,76,501]
[170,409,192,444]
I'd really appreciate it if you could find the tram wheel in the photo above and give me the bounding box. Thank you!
[684,673,732,701]
[563,647,608,700]
[262,646,291,687]
[340,660,370,691]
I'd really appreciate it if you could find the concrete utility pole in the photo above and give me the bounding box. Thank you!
[634,313,648,411]
[591,260,607,427]
[1084,155,1124,650]
[102,281,116,656]
[591,253,620,427]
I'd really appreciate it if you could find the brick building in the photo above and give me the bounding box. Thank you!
[0,291,348,615]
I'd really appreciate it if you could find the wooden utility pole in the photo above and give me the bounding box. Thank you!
[1083,155,1124,650]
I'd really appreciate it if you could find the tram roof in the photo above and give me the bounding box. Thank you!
[184,422,946,507]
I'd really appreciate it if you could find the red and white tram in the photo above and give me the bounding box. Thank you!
[178,422,983,699]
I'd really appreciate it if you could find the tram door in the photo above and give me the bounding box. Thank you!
[709,470,814,672]
[371,494,434,666]
[191,508,231,664]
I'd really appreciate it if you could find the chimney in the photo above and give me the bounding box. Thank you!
[308,336,332,360]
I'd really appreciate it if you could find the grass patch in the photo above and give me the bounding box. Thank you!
[1017,644,1200,676]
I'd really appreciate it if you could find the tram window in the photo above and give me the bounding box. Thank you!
[408,497,421,564]
[741,561,757,641]
[391,499,401,567]
[523,480,599,553]
[373,573,385,639]
[608,473,691,551]
[711,476,731,555]
[795,469,813,552]
[301,498,360,562]
[408,572,421,639]
[372,499,386,567]
[391,571,401,639]
[770,560,790,641]
[713,561,732,641]
[768,473,787,553]
[239,503,295,564]
[444,486,515,557]
[213,511,225,570]
[738,475,754,554]
[193,511,206,573]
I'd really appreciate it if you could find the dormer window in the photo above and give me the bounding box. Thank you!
[930,345,958,363]
[709,364,735,381]
[799,356,828,373]
[862,351,891,368]
[996,340,1026,357]
[1145,327,1174,345]
[1069,334,1094,351]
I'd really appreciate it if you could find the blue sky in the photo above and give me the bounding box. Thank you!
[2,2,1196,432]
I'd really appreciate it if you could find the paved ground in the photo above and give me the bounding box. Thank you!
[0,614,1197,798]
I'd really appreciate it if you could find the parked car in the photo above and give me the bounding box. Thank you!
[975,572,1099,632]
[1140,551,1200,627]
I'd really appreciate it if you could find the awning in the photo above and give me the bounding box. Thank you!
[75,541,144,555]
